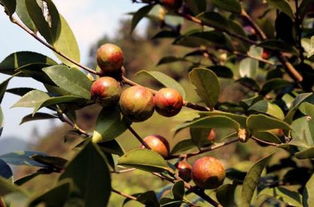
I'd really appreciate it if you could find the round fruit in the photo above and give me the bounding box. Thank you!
[154,88,183,117]
[96,43,124,74]
[161,0,182,10]
[192,156,225,189]
[143,135,170,158]
[90,77,121,106]
[176,160,192,182]
[119,86,155,122]
[207,129,216,142]
[262,50,270,60]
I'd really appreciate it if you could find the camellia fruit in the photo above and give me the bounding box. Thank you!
[143,135,170,158]
[154,88,183,117]
[176,160,192,182]
[192,156,225,189]
[161,0,182,10]
[207,129,216,142]
[96,43,124,74]
[119,86,155,122]
[90,77,121,107]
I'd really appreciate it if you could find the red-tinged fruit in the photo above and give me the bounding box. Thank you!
[161,0,182,10]
[176,160,192,182]
[143,135,170,158]
[119,86,155,122]
[97,43,124,74]
[262,50,270,60]
[90,77,121,107]
[154,88,183,117]
[192,156,225,189]
[207,129,216,142]
[268,128,284,137]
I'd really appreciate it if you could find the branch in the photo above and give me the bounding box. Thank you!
[128,125,152,149]
[112,188,137,200]
[241,10,267,40]
[251,137,280,147]
[167,138,239,160]
[9,17,98,75]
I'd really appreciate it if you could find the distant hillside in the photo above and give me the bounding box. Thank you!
[0,137,29,155]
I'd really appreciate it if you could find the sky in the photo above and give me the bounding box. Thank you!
[0,0,143,142]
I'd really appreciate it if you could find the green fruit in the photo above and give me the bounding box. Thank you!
[91,77,121,107]
[192,156,225,189]
[96,43,124,74]
[119,86,154,122]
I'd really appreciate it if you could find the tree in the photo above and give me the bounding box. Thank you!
[0,0,314,206]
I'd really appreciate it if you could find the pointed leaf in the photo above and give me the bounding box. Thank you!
[189,68,220,108]
[12,90,49,108]
[53,15,80,67]
[0,77,11,103]
[303,174,314,207]
[0,0,16,15]
[20,112,57,125]
[43,65,92,99]
[137,70,186,99]
[247,114,291,132]
[16,0,36,31]
[171,139,196,154]
[241,153,274,207]
[267,0,294,19]
[249,100,285,120]
[118,149,170,172]
[60,141,111,207]
[131,5,153,33]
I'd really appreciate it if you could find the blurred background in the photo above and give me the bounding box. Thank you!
[0,0,281,206]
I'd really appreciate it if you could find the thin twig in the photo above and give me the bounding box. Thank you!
[112,188,137,200]
[9,17,98,75]
[167,138,239,160]
[234,51,275,65]
[128,125,151,149]
[111,168,136,174]
[241,10,267,40]
[251,137,280,147]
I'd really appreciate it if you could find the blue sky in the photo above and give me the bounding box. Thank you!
[0,0,143,141]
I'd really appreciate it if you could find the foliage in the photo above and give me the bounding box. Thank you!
[0,0,314,206]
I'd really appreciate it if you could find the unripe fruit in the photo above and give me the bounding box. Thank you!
[176,160,192,182]
[154,88,183,117]
[143,135,170,158]
[119,86,155,122]
[90,77,121,107]
[96,43,124,74]
[207,129,216,142]
[161,0,182,10]
[192,156,225,189]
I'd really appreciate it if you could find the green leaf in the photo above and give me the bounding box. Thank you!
[190,128,212,148]
[239,58,258,78]
[189,68,220,108]
[157,56,186,66]
[176,115,240,133]
[43,65,92,99]
[252,131,282,144]
[184,0,207,15]
[249,100,285,120]
[152,30,180,39]
[16,0,36,31]
[0,77,11,103]
[0,0,16,15]
[241,153,273,207]
[31,155,67,170]
[296,147,314,159]
[0,177,22,196]
[267,0,294,19]
[300,0,314,18]
[6,87,36,96]
[285,93,313,123]
[97,140,125,156]
[0,51,56,75]
[118,149,170,172]
[291,116,314,147]
[247,114,291,132]
[198,12,230,30]
[172,181,184,201]
[131,5,153,33]
[11,90,49,109]
[170,139,196,154]
[53,15,81,67]
[0,159,12,179]
[28,181,71,207]
[20,112,56,125]
[303,174,314,207]
[60,141,111,207]
[216,184,238,207]
[25,0,60,43]
[275,187,303,207]
[137,191,159,207]
[92,108,129,143]
[207,66,233,79]
[212,0,241,14]
[34,95,84,113]
[137,70,186,99]
[200,111,247,128]
[236,78,260,92]
[259,39,296,53]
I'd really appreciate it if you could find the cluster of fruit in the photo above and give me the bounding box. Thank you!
[90,43,184,122]
[90,43,225,189]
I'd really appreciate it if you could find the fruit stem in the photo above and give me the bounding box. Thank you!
[128,126,152,149]
[9,16,98,75]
